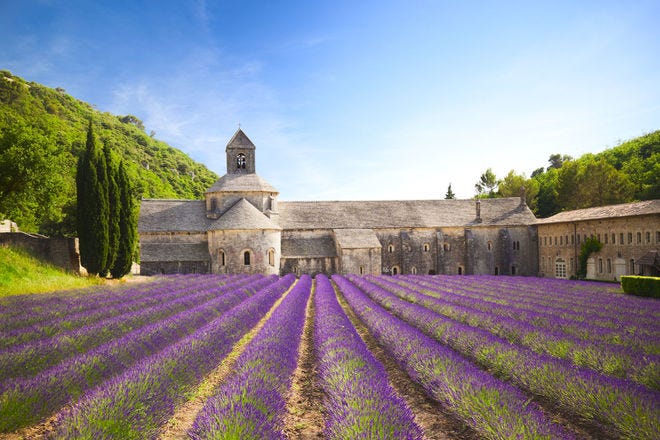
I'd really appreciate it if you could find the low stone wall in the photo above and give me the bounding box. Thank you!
[0,232,83,274]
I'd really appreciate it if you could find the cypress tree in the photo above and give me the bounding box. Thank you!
[104,144,120,275]
[76,120,108,276]
[110,161,137,278]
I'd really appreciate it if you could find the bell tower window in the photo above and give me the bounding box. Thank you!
[236,153,246,170]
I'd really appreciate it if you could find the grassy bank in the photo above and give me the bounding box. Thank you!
[0,246,101,297]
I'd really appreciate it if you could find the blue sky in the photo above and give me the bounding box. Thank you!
[1,1,659,200]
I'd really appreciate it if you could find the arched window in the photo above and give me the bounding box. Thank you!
[411,266,417,275]
[423,243,430,252]
[359,266,364,275]
[388,244,394,253]
[443,243,450,252]
[268,248,275,266]
[487,241,493,251]
[391,266,399,275]
[511,265,517,276]
[218,249,226,267]
[243,250,251,266]
[494,266,499,275]
[457,266,463,275]
[236,153,246,169]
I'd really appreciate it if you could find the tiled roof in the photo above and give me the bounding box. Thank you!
[140,242,210,262]
[140,197,536,234]
[277,198,535,229]
[333,229,382,249]
[536,200,660,224]
[138,200,210,233]
[226,128,255,150]
[208,198,281,230]
[206,173,278,193]
[281,236,337,258]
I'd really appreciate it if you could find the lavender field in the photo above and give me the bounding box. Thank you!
[0,274,658,439]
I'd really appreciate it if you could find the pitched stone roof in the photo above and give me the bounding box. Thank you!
[139,200,210,233]
[208,198,281,231]
[226,128,255,150]
[277,198,535,229]
[536,200,660,224]
[206,173,278,193]
[281,236,337,258]
[140,242,210,262]
[637,250,659,269]
[333,229,382,249]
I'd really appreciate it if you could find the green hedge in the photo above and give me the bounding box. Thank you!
[620,276,660,298]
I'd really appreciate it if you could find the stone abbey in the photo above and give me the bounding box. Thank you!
[138,129,659,279]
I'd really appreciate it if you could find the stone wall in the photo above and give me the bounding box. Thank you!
[538,214,660,280]
[0,232,82,273]
[208,229,281,275]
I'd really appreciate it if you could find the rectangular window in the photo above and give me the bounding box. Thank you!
[628,232,633,244]
[657,231,660,243]
[570,257,574,271]
[577,234,581,244]
[637,232,642,244]
[597,233,601,242]
[554,236,557,246]
[560,236,563,246]
[611,233,615,244]
[571,235,574,245]
[620,233,624,245]
[646,232,651,244]
[607,259,612,273]
[544,236,547,246]
[598,258,603,273]
[604,234,608,244]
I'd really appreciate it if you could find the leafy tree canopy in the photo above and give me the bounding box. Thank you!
[0,71,218,236]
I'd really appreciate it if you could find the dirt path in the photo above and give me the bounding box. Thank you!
[158,279,300,440]
[334,283,479,440]
[283,280,326,439]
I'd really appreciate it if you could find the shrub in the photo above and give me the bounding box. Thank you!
[620,276,660,298]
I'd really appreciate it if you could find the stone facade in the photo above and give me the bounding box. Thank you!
[0,232,83,273]
[537,201,660,280]
[141,129,651,278]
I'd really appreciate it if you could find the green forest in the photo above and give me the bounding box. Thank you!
[472,133,659,217]
[0,70,218,236]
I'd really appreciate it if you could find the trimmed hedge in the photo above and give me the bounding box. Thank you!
[620,276,660,298]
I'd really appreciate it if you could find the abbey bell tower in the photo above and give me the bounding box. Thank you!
[226,128,256,174]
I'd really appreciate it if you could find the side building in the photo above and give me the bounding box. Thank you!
[138,129,539,276]
[537,200,660,280]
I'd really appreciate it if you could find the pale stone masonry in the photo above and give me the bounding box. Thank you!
[138,129,659,278]
[537,200,660,280]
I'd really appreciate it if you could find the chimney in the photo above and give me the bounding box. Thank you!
[519,185,526,208]
[475,200,482,223]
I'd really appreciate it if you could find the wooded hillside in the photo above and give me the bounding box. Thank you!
[0,71,218,236]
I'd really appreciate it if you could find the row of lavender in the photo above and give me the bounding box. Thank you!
[0,274,280,431]
[401,275,660,356]
[368,275,660,389]
[2,274,658,438]
[340,275,660,439]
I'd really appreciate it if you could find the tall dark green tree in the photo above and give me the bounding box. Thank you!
[104,144,120,275]
[111,161,137,278]
[76,121,109,276]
